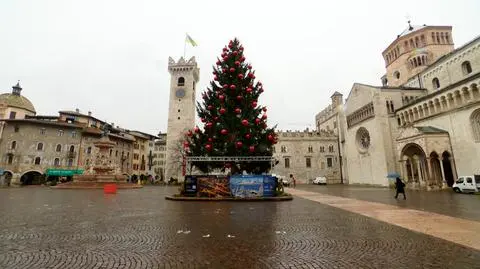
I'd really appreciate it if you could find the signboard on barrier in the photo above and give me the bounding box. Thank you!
[230,175,265,198]
[184,176,198,196]
[197,176,231,197]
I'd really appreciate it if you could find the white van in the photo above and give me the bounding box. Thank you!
[452,175,480,193]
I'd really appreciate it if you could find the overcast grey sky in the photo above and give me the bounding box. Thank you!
[1,0,479,135]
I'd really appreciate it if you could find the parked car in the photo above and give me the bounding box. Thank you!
[452,175,480,193]
[313,176,327,185]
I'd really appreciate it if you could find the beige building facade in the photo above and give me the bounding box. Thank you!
[319,23,480,189]
[271,130,341,184]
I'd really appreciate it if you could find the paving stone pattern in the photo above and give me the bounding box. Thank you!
[0,187,479,269]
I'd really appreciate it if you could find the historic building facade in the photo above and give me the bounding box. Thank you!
[271,130,341,184]
[318,23,480,189]
[152,133,167,181]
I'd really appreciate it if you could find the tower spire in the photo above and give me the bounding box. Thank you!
[12,80,22,96]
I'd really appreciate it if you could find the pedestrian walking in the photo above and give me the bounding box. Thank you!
[394,177,406,200]
[290,174,296,188]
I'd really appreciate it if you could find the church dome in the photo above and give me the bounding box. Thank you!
[0,82,36,113]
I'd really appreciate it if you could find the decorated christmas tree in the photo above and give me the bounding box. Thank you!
[184,38,277,174]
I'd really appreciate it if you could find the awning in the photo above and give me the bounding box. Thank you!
[45,169,84,176]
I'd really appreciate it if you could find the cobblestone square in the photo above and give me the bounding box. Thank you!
[1,186,479,269]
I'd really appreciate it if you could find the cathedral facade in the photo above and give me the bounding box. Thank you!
[317,23,480,189]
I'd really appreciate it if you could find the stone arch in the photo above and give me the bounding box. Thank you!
[440,95,448,110]
[413,107,419,120]
[429,152,442,185]
[2,170,13,186]
[177,77,185,86]
[400,143,427,184]
[462,86,471,102]
[418,105,424,118]
[20,170,44,185]
[454,90,462,106]
[434,98,441,112]
[471,83,479,99]
[442,151,455,187]
[470,108,480,142]
[423,103,429,117]
[428,100,435,114]
[447,92,455,108]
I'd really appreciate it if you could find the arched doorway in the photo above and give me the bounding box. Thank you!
[442,151,455,186]
[20,171,45,185]
[429,152,442,185]
[400,143,427,184]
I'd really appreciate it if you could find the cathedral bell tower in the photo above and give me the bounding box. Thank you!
[165,56,200,181]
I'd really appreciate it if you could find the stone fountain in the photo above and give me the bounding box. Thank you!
[55,125,141,189]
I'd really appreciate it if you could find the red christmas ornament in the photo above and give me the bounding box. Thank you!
[240,56,246,62]
[241,119,249,126]
[268,134,274,141]
[236,141,243,148]
[223,84,229,89]
[234,61,240,66]
[252,101,257,108]
[220,129,228,135]
[263,107,267,112]
[262,123,267,129]
[214,116,219,121]
[207,105,213,110]
[239,46,244,50]
[245,133,251,139]
[236,95,243,101]
[235,108,241,114]
[248,65,252,69]
[221,53,226,58]
[223,56,228,61]
[187,130,193,137]
[194,126,200,133]
[255,118,261,125]
[208,138,213,142]
[230,85,236,90]
[214,76,218,81]
[233,51,238,56]
[262,114,267,119]
[219,108,226,114]
[258,82,263,86]
[223,47,228,52]
[246,87,253,93]
[222,68,227,73]
[249,73,255,79]
[238,74,244,79]
[219,95,225,101]
[206,122,213,128]
[216,60,221,65]
[228,43,233,48]
[229,67,235,73]
[205,144,212,151]
[259,89,264,93]
[201,118,206,123]
[249,146,255,153]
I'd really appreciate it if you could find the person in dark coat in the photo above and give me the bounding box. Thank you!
[394,177,406,200]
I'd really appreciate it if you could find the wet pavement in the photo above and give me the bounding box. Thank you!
[296,184,480,221]
[0,186,479,269]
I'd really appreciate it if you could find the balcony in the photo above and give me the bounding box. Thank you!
[66,151,77,158]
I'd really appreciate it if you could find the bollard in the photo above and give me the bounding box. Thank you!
[104,184,117,194]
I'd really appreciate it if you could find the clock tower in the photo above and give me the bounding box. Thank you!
[165,56,200,181]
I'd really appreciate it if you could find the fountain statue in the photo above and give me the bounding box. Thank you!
[55,124,141,189]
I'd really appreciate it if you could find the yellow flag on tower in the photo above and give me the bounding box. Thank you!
[186,34,198,47]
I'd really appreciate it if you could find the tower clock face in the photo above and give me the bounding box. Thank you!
[175,89,185,98]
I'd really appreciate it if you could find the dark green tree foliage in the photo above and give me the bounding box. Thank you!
[184,38,277,174]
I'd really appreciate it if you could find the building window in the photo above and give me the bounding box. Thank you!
[40,128,46,135]
[327,157,333,168]
[115,150,118,157]
[56,144,62,152]
[308,146,313,153]
[67,158,73,167]
[328,145,334,152]
[54,158,60,166]
[34,157,41,165]
[11,141,16,150]
[306,157,311,168]
[9,111,16,119]
[69,145,75,152]
[356,127,371,152]
[333,121,337,128]
[71,131,77,138]
[470,109,480,142]
[281,146,286,153]
[462,61,472,75]
[14,126,19,132]
[7,155,13,164]
[320,146,325,152]
[37,142,44,151]
[177,77,185,86]
[58,130,64,136]
[432,78,440,89]
[284,158,290,168]
[393,71,400,79]
[110,149,112,156]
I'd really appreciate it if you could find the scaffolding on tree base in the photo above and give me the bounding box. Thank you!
[185,156,275,175]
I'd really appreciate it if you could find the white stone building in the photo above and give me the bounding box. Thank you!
[318,23,480,189]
